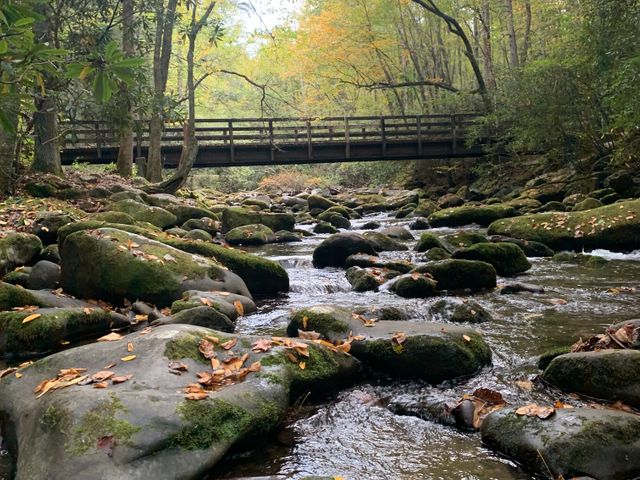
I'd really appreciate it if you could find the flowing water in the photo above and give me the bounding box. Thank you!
[210,213,640,480]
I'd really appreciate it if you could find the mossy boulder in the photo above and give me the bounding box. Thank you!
[552,252,609,268]
[412,199,438,218]
[165,205,219,225]
[307,194,338,210]
[172,290,257,321]
[60,228,249,306]
[181,217,221,236]
[362,232,408,252]
[273,230,302,243]
[412,259,497,292]
[26,260,60,290]
[57,221,156,246]
[317,211,351,229]
[440,231,488,251]
[0,232,43,275]
[225,224,275,246]
[345,254,413,273]
[481,407,640,480]
[488,235,554,257]
[109,199,177,229]
[424,247,451,261]
[386,191,420,209]
[31,213,75,245]
[222,207,295,232]
[345,267,382,292]
[415,233,445,252]
[429,298,493,324]
[0,325,360,480]
[163,239,289,296]
[313,221,338,234]
[312,233,377,268]
[428,204,519,228]
[91,211,136,224]
[379,226,414,241]
[452,242,531,276]
[537,345,572,370]
[488,199,640,252]
[150,306,235,332]
[288,309,491,383]
[437,193,464,208]
[390,273,437,298]
[183,229,213,242]
[571,197,603,212]
[542,350,640,407]
[0,307,129,358]
[0,282,94,311]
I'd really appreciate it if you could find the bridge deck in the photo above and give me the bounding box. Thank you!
[60,114,486,167]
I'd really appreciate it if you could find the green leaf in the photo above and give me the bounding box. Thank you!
[38,48,68,57]
[110,66,136,84]
[65,62,85,78]
[13,17,35,28]
[0,40,8,55]
[0,109,16,135]
[92,71,112,103]
[104,41,118,61]
[112,57,145,68]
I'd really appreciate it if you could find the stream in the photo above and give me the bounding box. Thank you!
[210,213,640,480]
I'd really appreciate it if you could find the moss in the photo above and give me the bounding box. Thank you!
[222,207,295,232]
[110,199,177,229]
[41,404,72,433]
[441,231,488,250]
[68,394,140,455]
[452,242,531,276]
[538,345,572,370]
[424,247,451,261]
[163,238,289,296]
[428,204,519,227]
[287,307,350,337]
[57,221,155,246]
[391,274,437,298]
[225,224,274,246]
[413,259,497,291]
[91,211,136,224]
[415,233,445,252]
[170,300,203,314]
[0,282,43,311]
[164,333,210,364]
[551,253,608,268]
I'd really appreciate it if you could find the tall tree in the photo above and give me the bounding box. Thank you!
[116,0,135,178]
[504,0,519,68]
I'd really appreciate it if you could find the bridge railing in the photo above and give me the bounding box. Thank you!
[60,113,481,160]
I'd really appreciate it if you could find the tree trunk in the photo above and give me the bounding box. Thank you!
[521,1,532,65]
[116,0,135,178]
[480,2,496,90]
[0,99,18,195]
[146,115,164,182]
[32,95,63,175]
[504,0,519,68]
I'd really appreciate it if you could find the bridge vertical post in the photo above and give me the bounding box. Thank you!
[416,115,423,156]
[269,120,275,162]
[380,116,386,157]
[228,121,235,163]
[135,119,142,159]
[306,120,313,160]
[344,117,350,159]
[95,121,102,160]
[451,114,457,155]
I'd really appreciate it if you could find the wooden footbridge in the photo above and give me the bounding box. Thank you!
[60,114,487,168]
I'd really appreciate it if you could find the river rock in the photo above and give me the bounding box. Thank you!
[452,242,531,276]
[572,197,604,212]
[424,247,451,261]
[287,306,491,383]
[481,407,640,480]
[31,212,75,245]
[222,207,295,232]
[307,194,338,210]
[499,282,545,294]
[26,260,61,290]
[488,199,640,252]
[390,273,437,298]
[409,217,430,230]
[312,233,377,268]
[109,199,177,229]
[429,298,492,323]
[171,290,257,321]
[313,221,337,234]
[0,233,42,275]
[0,282,94,311]
[181,217,221,236]
[362,232,408,252]
[345,254,413,273]
[225,224,275,246]
[415,233,445,252]
[150,305,234,332]
[60,228,250,307]
[412,260,497,292]
[379,226,414,241]
[428,204,519,227]
[166,205,219,225]
[39,244,61,264]
[183,230,213,242]
[0,325,361,480]
[437,193,464,209]
[317,211,351,229]
[361,221,381,230]
[542,350,640,407]
[0,307,130,358]
[386,191,419,210]
[488,235,554,257]
[441,231,488,251]
[345,267,382,292]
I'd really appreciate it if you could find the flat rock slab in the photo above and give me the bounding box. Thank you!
[481,407,640,480]
[0,325,360,480]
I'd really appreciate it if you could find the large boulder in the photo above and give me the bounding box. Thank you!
[429,298,492,324]
[488,199,640,252]
[362,232,408,252]
[542,350,640,407]
[390,273,437,298]
[170,290,257,321]
[26,260,60,290]
[345,254,413,273]
[345,267,382,292]
[0,307,129,358]
[225,224,275,246]
[221,207,295,232]
[307,194,338,210]
[0,282,94,311]
[109,199,177,229]
[0,233,42,275]
[165,205,219,226]
[428,204,519,228]
[412,260,497,292]
[312,233,377,268]
[0,325,360,480]
[60,228,249,306]
[287,306,491,383]
[415,233,445,252]
[488,235,554,257]
[481,407,640,480]
[452,242,531,276]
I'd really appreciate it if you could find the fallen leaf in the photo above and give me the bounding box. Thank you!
[515,380,534,391]
[127,342,134,352]
[233,300,244,316]
[0,367,18,379]
[298,330,321,340]
[97,332,123,342]
[549,298,568,305]
[93,381,109,389]
[91,370,114,382]
[199,339,216,359]
[221,338,237,350]
[252,338,273,352]
[112,374,132,384]
[168,361,188,372]
[15,372,22,379]
[515,404,555,419]
[22,313,41,324]
[96,435,116,456]
[299,361,306,370]
[302,315,309,329]
[463,335,471,342]
[120,355,136,362]
[104,363,117,369]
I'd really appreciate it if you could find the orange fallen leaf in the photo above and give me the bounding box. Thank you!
[515,380,534,391]
[97,332,123,342]
[515,404,555,419]
[93,381,109,389]
[91,371,115,382]
[463,335,471,342]
[299,361,306,370]
[127,342,134,352]
[112,374,132,384]
[15,372,22,379]
[120,355,136,362]
[22,313,41,324]
[252,339,273,352]
[233,300,244,316]
[221,338,237,350]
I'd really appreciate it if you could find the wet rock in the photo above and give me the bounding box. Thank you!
[562,193,587,208]
[165,205,219,225]
[313,221,338,234]
[362,232,408,252]
[412,260,497,292]
[27,260,60,290]
[488,235,554,257]
[0,233,42,275]
[379,226,414,240]
[428,204,519,228]
[345,267,382,292]
[0,307,130,358]
[312,233,377,268]
[452,242,531,277]
[488,199,640,252]
[440,231,488,251]
[532,201,566,213]
[172,290,256,321]
[182,217,221,236]
[537,345,571,370]
[39,244,61,264]
[394,204,416,219]
[222,207,295,232]
[317,211,351,229]
[552,252,609,268]
[60,228,250,307]
[288,306,491,383]
[2,268,30,286]
[163,239,289,296]
[423,247,451,261]
[429,299,492,323]
[412,199,439,218]
[31,212,74,245]
[572,198,603,212]
[225,224,275,246]
[437,193,464,209]
[499,282,545,294]
[481,407,640,480]
[408,218,430,230]
[0,325,360,480]
[151,306,235,332]
[0,282,95,311]
[361,221,381,230]
[307,194,338,210]
[273,230,302,243]
[345,254,413,273]
[542,350,640,407]
[109,199,177,229]
[590,187,617,200]
[390,273,437,298]
[183,229,213,242]
[604,170,635,195]
[386,191,419,210]
[415,233,445,252]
